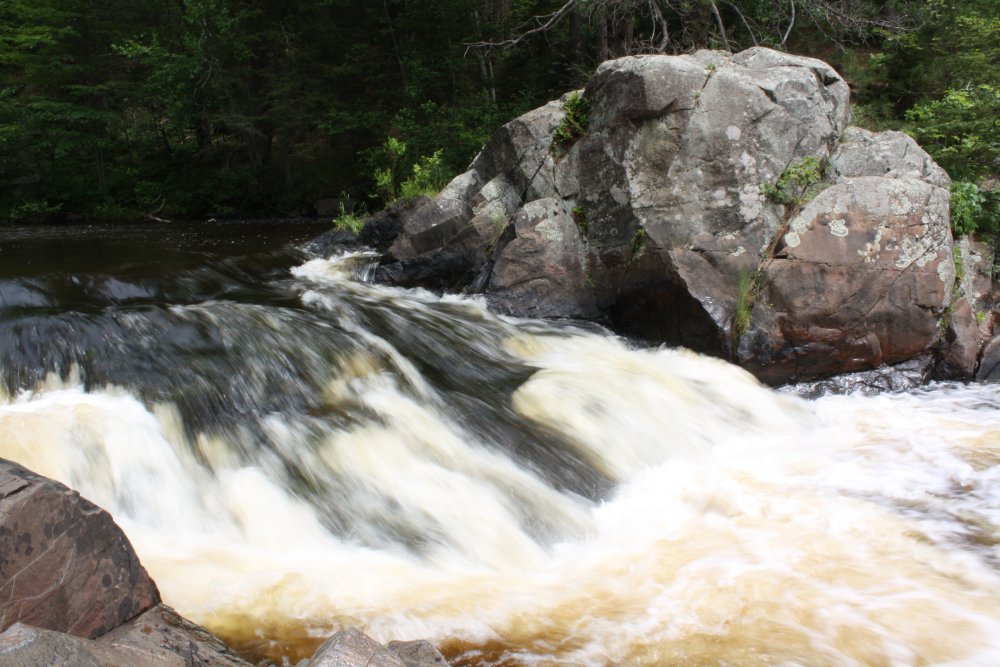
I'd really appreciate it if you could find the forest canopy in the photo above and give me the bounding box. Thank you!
[0,0,996,225]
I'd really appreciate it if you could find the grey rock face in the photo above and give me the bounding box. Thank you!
[309,628,406,667]
[386,639,448,666]
[0,623,105,667]
[0,605,254,667]
[830,127,950,188]
[978,333,1000,381]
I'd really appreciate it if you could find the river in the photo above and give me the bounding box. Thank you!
[2,221,999,666]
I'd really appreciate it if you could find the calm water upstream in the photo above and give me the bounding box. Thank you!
[2,222,999,666]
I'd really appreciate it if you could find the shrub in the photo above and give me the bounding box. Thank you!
[399,150,450,199]
[950,181,1000,237]
[332,204,365,235]
[761,157,825,206]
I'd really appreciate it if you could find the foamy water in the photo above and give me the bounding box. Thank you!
[2,253,999,666]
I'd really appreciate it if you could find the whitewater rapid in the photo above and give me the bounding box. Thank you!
[2,251,999,666]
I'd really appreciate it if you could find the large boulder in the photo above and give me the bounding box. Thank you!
[0,458,160,639]
[365,46,978,383]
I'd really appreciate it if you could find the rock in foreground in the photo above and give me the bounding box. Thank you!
[0,458,160,638]
[0,605,252,667]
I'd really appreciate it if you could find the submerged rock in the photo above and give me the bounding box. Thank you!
[358,46,991,384]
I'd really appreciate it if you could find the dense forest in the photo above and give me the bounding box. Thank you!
[0,0,996,233]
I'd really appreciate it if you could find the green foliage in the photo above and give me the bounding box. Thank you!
[552,92,590,153]
[7,199,61,223]
[400,150,450,200]
[905,86,1000,182]
[761,157,826,206]
[370,139,450,204]
[371,137,408,204]
[870,1,999,115]
[332,205,365,235]
[950,181,1000,237]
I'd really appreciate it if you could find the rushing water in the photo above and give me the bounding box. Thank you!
[2,222,999,666]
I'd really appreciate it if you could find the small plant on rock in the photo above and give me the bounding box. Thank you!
[332,204,365,235]
[400,150,450,199]
[761,157,826,207]
[630,228,646,254]
[572,205,588,235]
[552,92,590,153]
[733,268,761,345]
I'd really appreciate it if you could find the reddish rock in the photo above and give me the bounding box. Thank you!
[0,459,160,639]
[488,198,598,319]
[934,298,984,380]
[739,176,953,382]
[978,332,1000,382]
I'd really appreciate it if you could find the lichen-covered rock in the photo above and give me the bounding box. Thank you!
[0,459,160,639]
[741,176,953,382]
[978,331,1000,382]
[954,237,995,313]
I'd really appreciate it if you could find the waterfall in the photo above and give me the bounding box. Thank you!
[2,230,999,666]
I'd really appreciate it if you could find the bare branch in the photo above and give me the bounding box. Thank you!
[648,0,670,51]
[781,0,795,48]
[707,0,729,51]
[720,0,758,47]
[466,0,579,51]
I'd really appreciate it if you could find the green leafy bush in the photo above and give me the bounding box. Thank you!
[7,199,61,223]
[371,137,407,204]
[906,85,1000,181]
[950,181,1000,237]
[400,150,450,200]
